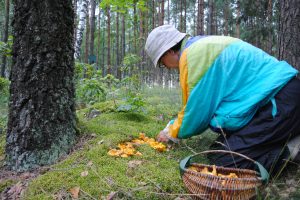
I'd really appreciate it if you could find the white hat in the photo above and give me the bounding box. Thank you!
[145,25,186,67]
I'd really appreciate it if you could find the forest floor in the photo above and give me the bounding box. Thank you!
[0,87,300,199]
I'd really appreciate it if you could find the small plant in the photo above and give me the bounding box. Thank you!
[76,78,107,105]
[0,77,9,94]
[117,91,146,113]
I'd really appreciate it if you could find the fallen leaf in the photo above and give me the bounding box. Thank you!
[106,191,117,200]
[69,186,80,199]
[81,171,89,177]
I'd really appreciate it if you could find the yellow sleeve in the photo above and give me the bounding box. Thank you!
[169,49,189,138]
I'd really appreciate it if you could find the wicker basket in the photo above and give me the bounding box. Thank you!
[179,150,269,200]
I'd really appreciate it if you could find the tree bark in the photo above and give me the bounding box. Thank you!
[97,11,101,68]
[278,0,300,71]
[208,0,215,35]
[106,6,111,74]
[183,0,187,32]
[180,0,183,31]
[7,0,77,171]
[1,0,10,77]
[197,0,204,35]
[121,13,126,65]
[236,0,241,38]
[266,0,273,54]
[89,0,96,59]
[223,0,229,36]
[74,0,89,59]
[116,10,121,79]
[160,0,165,25]
[84,8,90,63]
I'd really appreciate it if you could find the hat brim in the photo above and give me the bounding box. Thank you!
[153,32,186,68]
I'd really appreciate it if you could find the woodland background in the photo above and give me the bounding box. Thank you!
[0,0,299,199]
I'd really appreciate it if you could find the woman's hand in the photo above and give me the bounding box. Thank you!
[157,130,171,143]
[156,123,180,143]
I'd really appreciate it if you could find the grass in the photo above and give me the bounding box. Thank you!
[21,86,216,199]
[0,86,300,199]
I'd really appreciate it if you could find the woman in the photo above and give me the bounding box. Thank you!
[145,25,300,174]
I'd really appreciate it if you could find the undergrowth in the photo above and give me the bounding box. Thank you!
[22,86,216,200]
[0,85,299,199]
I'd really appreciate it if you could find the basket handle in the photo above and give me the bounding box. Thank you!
[179,150,269,184]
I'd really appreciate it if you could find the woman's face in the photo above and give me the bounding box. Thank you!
[160,50,180,69]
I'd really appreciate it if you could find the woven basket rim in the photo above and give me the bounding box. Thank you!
[184,163,262,181]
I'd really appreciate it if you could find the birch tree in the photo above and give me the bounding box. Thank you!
[74,0,89,59]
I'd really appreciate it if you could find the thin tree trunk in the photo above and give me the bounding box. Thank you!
[152,0,155,29]
[121,13,126,65]
[84,9,90,63]
[97,11,101,68]
[102,25,105,76]
[116,10,121,79]
[208,0,214,35]
[160,0,165,25]
[180,0,183,31]
[236,0,241,38]
[133,1,138,54]
[7,0,76,171]
[183,0,187,32]
[223,0,229,36]
[1,0,10,77]
[106,6,111,74]
[74,0,89,59]
[267,0,273,54]
[197,0,204,35]
[89,0,96,59]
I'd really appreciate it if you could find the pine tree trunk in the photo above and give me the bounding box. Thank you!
[133,1,138,54]
[74,0,89,59]
[278,0,300,71]
[180,0,183,31]
[116,10,121,79]
[183,0,187,32]
[160,0,165,25]
[223,0,229,36]
[152,0,155,29]
[267,0,273,54]
[7,0,77,171]
[89,0,96,59]
[121,13,126,65]
[84,10,90,63]
[0,0,10,77]
[208,0,214,35]
[106,6,111,74]
[197,0,204,35]
[97,11,101,68]
[236,0,241,38]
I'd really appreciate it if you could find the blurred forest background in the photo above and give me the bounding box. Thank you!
[1,0,299,86]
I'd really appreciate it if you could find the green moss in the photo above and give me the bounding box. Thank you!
[20,86,300,199]
[0,179,17,193]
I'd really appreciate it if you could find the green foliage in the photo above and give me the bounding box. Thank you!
[117,91,146,113]
[0,35,12,57]
[76,78,107,105]
[0,77,9,94]
[0,77,9,132]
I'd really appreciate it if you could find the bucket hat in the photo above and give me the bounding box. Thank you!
[145,25,186,67]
